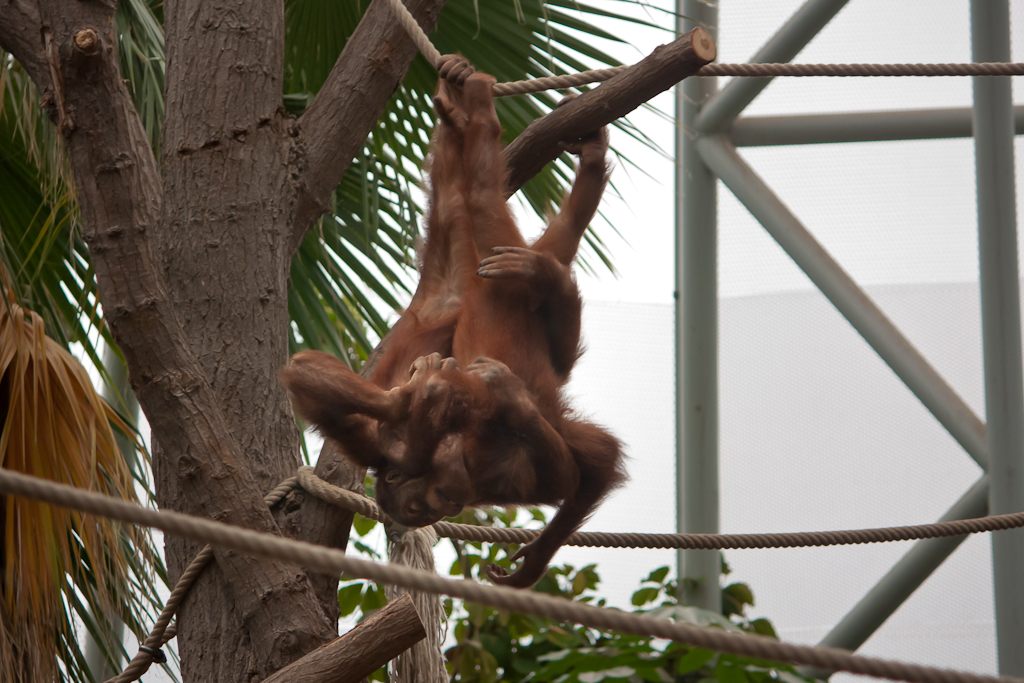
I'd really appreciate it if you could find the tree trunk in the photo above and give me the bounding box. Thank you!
[152,3,322,678]
[0,0,443,680]
[0,0,711,677]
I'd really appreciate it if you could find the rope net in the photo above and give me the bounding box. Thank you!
[2,468,1022,683]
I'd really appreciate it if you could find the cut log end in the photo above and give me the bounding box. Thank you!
[691,26,717,63]
[503,25,720,195]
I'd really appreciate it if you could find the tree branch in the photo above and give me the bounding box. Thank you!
[502,27,716,197]
[32,1,334,673]
[0,0,49,88]
[262,594,426,683]
[291,0,447,250]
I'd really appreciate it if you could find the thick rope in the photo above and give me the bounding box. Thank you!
[299,466,384,522]
[386,0,440,66]
[2,468,1020,683]
[435,513,1024,548]
[296,466,1024,550]
[383,0,1024,93]
[91,461,1024,683]
[105,476,300,683]
[493,63,1024,96]
[386,527,448,683]
[699,62,1024,78]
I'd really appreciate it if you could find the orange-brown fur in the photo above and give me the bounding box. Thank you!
[281,57,625,588]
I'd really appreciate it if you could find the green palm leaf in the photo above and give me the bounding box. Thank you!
[283,0,659,360]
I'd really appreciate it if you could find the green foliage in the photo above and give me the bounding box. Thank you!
[337,503,809,683]
[443,552,811,683]
[282,0,662,363]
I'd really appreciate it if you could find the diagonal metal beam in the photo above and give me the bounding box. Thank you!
[800,476,990,679]
[696,134,990,471]
[731,106,1024,147]
[694,0,850,133]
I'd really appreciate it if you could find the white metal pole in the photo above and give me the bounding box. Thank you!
[970,0,1024,675]
[676,0,719,610]
[732,107,1024,147]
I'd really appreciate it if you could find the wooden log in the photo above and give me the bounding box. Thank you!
[502,26,717,197]
[262,594,427,683]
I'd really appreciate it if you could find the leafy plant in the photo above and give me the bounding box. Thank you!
[337,504,809,683]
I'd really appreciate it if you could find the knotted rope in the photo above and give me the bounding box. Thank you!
[386,527,448,683]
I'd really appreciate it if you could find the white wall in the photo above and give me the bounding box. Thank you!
[555,0,1024,677]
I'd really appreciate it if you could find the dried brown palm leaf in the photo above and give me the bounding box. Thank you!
[0,293,146,683]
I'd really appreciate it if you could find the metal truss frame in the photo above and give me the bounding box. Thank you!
[674,0,1023,675]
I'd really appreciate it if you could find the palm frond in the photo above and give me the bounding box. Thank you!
[0,296,154,683]
[115,0,166,155]
[289,140,421,361]
[283,0,661,359]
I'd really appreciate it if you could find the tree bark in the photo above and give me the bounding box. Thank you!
[153,1,330,674]
[0,0,445,680]
[0,0,48,87]
[151,0,446,676]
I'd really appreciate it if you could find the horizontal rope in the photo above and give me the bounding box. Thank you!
[384,0,1024,96]
[1,467,1019,683]
[438,512,1024,548]
[494,63,1024,96]
[295,467,1024,550]
[107,476,300,683]
[700,62,1024,78]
